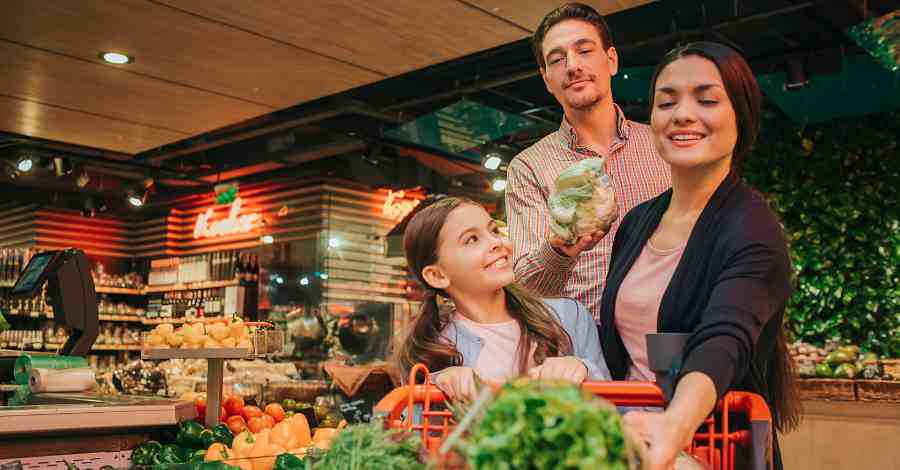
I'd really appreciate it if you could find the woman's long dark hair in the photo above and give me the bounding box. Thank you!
[650,42,800,433]
[395,197,573,379]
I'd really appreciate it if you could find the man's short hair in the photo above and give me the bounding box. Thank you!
[532,3,614,69]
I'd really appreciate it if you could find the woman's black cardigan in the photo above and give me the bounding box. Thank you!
[599,171,791,408]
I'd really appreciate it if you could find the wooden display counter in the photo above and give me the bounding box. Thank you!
[781,399,900,470]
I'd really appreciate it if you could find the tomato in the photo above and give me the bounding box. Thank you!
[224,395,245,418]
[242,405,264,422]
[264,403,285,423]
[247,416,271,433]
[219,406,228,422]
[194,396,207,416]
[260,413,276,428]
[226,415,247,434]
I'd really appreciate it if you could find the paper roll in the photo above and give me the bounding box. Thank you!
[29,367,96,393]
[14,355,89,385]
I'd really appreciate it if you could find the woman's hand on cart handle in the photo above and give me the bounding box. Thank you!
[625,372,717,470]
[623,411,691,470]
[528,356,588,384]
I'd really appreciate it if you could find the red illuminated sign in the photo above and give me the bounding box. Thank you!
[382,190,422,221]
[193,197,261,239]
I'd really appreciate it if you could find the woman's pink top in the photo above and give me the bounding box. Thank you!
[614,239,686,380]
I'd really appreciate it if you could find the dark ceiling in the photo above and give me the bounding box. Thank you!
[2,0,898,216]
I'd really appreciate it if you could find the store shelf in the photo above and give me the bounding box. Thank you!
[99,314,143,322]
[142,347,251,360]
[93,344,142,351]
[21,343,142,352]
[142,316,228,325]
[144,280,239,294]
[95,286,144,295]
[3,311,143,323]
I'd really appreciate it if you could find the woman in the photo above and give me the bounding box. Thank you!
[598,42,800,470]
[397,197,610,400]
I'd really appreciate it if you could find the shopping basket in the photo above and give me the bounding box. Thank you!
[374,363,773,470]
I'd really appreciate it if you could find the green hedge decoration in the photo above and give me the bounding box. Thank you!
[743,109,900,356]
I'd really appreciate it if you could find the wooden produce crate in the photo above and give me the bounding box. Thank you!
[798,379,858,401]
[856,380,900,403]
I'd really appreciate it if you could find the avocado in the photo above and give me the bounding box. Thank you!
[815,363,834,378]
[837,345,860,360]
[833,363,858,379]
[826,351,854,366]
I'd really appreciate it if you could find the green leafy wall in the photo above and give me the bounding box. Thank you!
[744,109,900,356]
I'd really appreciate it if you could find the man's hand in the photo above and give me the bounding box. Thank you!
[550,231,607,258]
[433,367,481,401]
[623,410,694,470]
[528,356,588,384]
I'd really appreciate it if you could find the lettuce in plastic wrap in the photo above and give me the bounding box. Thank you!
[548,158,618,244]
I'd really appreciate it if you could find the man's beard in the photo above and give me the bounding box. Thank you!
[568,91,601,110]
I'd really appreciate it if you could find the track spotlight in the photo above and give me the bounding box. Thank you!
[127,178,155,208]
[481,144,514,172]
[492,178,508,192]
[127,190,147,208]
[16,156,34,173]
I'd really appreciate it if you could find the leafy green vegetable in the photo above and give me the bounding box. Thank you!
[548,158,618,244]
[459,379,639,470]
[308,422,424,470]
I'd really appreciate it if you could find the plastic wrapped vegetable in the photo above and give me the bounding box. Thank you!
[548,157,618,244]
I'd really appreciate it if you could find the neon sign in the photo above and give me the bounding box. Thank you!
[382,190,422,221]
[193,197,261,239]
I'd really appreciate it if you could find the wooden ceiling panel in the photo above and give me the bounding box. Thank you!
[0,41,271,136]
[0,95,187,154]
[0,0,383,109]
[151,0,532,76]
[466,0,655,32]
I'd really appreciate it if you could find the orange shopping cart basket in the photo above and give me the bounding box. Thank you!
[374,363,773,470]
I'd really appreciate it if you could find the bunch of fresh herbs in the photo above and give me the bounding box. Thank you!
[458,379,638,470]
[306,421,424,470]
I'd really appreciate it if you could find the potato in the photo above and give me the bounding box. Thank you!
[208,323,229,341]
[182,328,203,344]
[221,337,237,348]
[155,323,175,336]
[167,333,185,348]
[145,333,164,347]
[203,337,222,349]
[228,322,247,339]
[182,340,201,349]
[237,339,252,351]
[189,322,206,335]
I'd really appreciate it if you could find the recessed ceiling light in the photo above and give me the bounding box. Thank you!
[101,52,133,64]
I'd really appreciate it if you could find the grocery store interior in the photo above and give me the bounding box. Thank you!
[0,1,899,469]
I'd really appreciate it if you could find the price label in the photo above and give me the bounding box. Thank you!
[339,399,373,424]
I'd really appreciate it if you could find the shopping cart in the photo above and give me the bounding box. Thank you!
[374,364,773,470]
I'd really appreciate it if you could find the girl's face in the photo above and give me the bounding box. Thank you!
[651,56,738,170]
[422,204,514,297]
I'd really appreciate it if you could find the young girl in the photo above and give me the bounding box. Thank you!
[397,197,610,401]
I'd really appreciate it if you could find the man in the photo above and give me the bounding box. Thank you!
[506,3,670,321]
